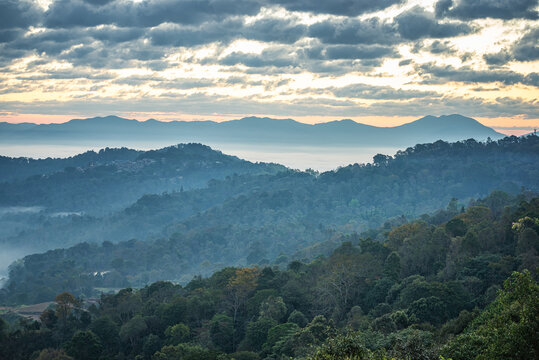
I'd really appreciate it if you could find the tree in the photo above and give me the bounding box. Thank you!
[120,315,148,350]
[165,323,190,345]
[242,317,277,352]
[383,251,401,281]
[308,331,372,360]
[259,296,287,322]
[55,292,80,325]
[287,310,308,328]
[443,270,539,360]
[89,316,120,354]
[66,330,103,360]
[152,343,221,360]
[143,334,162,359]
[226,268,258,348]
[209,314,234,353]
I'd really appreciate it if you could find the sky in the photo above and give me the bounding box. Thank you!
[0,0,537,135]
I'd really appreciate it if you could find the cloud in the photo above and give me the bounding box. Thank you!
[483,28,539,65]
[218,48,298,68]
[316,44,398,60]
[0,30,23,44]
[417,63,539,87]
[90,27,145,44]
[307,18,398,45]
[271,0,405,16]
[44,0,263,28]
[0,0,536,124]
[427,40,457,55]
[483,51,512,65]
[512,28,539,61]
[82,0,115,5]
[0,0,42,30]
[395,6,473,40]
[3,91,538,119]
[331,83,440,100]
[149,17,306,47]
[435,0,538,20]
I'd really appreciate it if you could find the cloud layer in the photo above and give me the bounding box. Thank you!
[0,0,537,122]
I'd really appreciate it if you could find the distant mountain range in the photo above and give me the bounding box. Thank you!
[0,114,504,147]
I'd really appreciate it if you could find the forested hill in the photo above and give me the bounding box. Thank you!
[0,147,141,183]
[3,136,537,254]
[1,193,537,360]
[0,143,285,215]
[1,136,538,304]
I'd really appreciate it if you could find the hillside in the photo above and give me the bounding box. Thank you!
[1,136,537,302]
[0,143,285,215]
[0,192,537,360]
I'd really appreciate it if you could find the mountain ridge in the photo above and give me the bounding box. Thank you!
[0,114,504,148]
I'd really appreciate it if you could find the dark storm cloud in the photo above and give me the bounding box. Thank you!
[418,63,539,87]
[0,30,23,44]
[483,51,512,65]
[245,17,307,44]
[483,28,539,65]
[44,0,263,28]
[307,18,398,45]
[435,0,538,20]
[395,6,473,40]
[331,83,440,100]
[0,0,42,29]
[6,30,83,56]
[52,41,165,69]
[219,48,298,68]
[271,0,405,16]
[149,17,306,47]
[512,28,539,61]
[90,27,145,43]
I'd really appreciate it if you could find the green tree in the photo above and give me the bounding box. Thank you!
[259,296,287,322]
[210,314,234,353]
[120,315,148,349]
[307,331,372,360]
[443,270,539,360]
[383,252,401,281]
[241,317,277,352]
[164,322,190,345]
[66,330,103,360]
[287,310,308,328]
[89,316,120,355]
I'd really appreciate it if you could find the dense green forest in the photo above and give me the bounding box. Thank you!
[0,192,537,359]
[0,144,285,215]
[2,136,538,291]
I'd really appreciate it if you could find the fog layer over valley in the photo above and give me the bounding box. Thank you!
[0,114,503,171]
[0,134,537,304]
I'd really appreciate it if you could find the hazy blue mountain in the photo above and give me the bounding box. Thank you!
[0,114,504,147]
